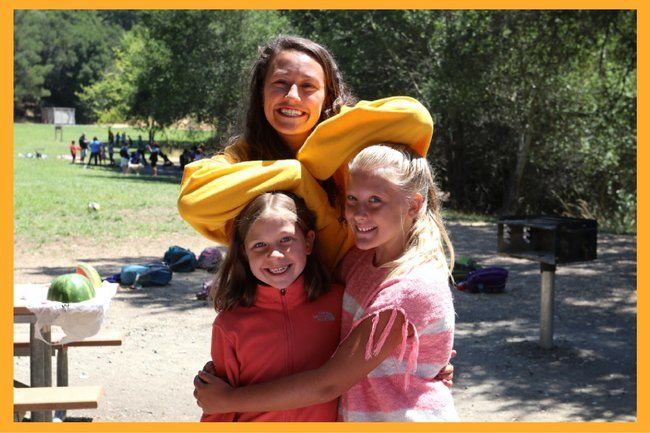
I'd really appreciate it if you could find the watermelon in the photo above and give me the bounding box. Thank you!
[76,262,102,288]
[47,273,96,303]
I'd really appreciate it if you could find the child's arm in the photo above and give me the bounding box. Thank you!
[195,324,239,421]
[194,309,406,414]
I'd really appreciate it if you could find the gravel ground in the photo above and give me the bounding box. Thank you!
[13,221,636,422]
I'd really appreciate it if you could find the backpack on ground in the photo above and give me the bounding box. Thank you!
[120,262,173,287]
[457,267,508,294]
[163,246,198,272]
[197,246,227,273]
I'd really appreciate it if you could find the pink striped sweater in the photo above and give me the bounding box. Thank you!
[338,247,458,421]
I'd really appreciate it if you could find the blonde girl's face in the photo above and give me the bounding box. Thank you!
[263,50,326,153]
[244,213,315,289]
[345,170,421,266]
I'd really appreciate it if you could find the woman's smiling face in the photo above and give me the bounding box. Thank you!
[263,50,326,153]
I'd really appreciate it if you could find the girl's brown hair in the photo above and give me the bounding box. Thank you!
[242,35,356,161]
[212,191,330,312]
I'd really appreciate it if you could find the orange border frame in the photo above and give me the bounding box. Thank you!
[1,2,643,433]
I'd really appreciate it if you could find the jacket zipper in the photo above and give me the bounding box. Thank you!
[280,288,293,422]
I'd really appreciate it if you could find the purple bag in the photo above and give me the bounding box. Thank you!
[457,267,508,293]
[197,246,227,273]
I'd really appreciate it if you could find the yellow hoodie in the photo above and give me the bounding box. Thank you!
[177,96,433,271]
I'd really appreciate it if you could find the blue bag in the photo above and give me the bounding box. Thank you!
[120,262,172,286]
[164,246,198,272]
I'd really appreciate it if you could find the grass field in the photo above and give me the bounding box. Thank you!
[14,122,496,246]
[13,123,212,245]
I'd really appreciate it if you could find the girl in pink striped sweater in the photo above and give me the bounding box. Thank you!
[195,143,458,421]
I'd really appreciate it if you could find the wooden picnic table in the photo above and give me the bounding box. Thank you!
[13,296,53,421]
[13,283,118,421]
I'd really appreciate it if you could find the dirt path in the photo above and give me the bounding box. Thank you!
[13,222,636,422]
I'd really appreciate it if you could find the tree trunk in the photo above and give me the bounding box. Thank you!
[501,125,533,216]
[148,118,156,144]
[449,119,465,209]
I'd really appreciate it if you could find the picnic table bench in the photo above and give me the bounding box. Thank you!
[14,330,123,385]
[14,385,103,421]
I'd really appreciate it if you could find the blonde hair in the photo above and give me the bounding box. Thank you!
[348,143,454,278]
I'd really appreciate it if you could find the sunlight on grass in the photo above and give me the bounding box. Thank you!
[14,123,202,245]
[14,123,501,246]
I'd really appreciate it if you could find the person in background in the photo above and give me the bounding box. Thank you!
[100,140,107,165]
[150,142,160,176]
[180,148,192,171]
[108,127,115,166]
[119,141,130,175]
[128,150,143,175]
[69,140,78,164]
[87,136,101,167]
[78,133,88,164]
[137,135,148,166]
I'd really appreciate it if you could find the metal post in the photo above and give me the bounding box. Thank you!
[540,263,557,349]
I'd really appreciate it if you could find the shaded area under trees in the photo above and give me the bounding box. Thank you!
[15,10,636,232]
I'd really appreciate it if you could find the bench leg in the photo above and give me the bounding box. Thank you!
[54,347,69,420]
[29,324,52,422]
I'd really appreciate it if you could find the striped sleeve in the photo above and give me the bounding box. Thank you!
[343,272,454,389]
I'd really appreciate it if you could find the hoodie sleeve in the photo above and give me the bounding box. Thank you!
[296,96,434,182]
[177,149,352,271]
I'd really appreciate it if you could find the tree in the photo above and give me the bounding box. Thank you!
[13,10,124,121]
[129,10,290,138]
[14,11,52,116]
[285,10,636,231]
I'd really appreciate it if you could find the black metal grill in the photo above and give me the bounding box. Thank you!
[497,215,597,265]
[497,215,598,348]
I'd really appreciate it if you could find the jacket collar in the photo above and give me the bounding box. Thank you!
[254,274,307,310]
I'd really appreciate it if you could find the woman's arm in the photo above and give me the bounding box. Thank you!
[178,156,351,270]
[194,309,406,414]
[297,97,433,181]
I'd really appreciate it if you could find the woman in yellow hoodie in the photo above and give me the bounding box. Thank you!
[177,35,433,271]
[179,36,454,405]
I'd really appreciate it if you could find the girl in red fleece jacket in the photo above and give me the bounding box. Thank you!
[198,191,343,422]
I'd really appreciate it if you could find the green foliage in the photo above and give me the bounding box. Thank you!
[16,10,636,233]
[14,11,53,114]
[285,10,636,233]
[77,28,153,123]
[14,10,124,121]
[128,11,289,136]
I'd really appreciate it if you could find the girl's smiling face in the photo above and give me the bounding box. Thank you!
[345,169,421,266]
[263,50,326,153]
[244,212,315,289]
